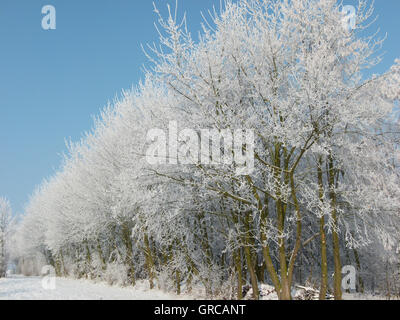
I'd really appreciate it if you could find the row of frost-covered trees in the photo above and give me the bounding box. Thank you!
[11,0,400,299]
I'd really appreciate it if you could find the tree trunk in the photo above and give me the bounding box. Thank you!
[122,223,135,286]
[328,156,342,300]
[244,213,259,300]
[144,233,155,289]
[318,160,328,300]
[353,248,364,294]
[235,248,243,300]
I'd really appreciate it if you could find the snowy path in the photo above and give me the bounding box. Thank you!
[0,275,188,300]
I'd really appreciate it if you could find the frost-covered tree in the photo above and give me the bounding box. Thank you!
[144,0,400,299]
[0,197,13,277]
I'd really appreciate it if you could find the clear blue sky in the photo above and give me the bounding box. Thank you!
[0,1,399,215]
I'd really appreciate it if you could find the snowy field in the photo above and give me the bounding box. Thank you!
[1,276,395,300]
[0,275,192,300]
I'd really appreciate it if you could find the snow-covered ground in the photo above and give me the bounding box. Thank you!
[1,276,396,300]
[0,275,194,300]
[245,284,397,300]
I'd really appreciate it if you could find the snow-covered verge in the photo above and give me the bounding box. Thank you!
[1,276,397,300]
[244,284,399,301]
[341,293,399,301]
[0,275,197,300]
